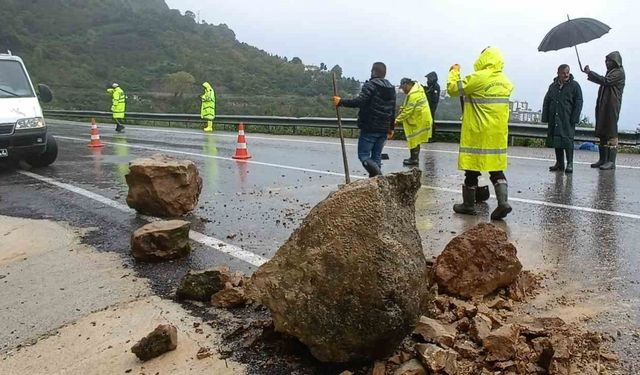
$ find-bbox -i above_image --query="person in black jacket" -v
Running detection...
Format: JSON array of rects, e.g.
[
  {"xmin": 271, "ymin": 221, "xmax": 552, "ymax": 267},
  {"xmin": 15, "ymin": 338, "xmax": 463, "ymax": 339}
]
[
  {"xmin": 542, "ymin": 64, "xmax": 583, "ymax": 174},
  {"xmin": 332, "ymin": 62, "xmax": 396, "ymax": 177},
  {"xmin": 424, "ymin": 71, "xmax": 440, "ymax": 120}
]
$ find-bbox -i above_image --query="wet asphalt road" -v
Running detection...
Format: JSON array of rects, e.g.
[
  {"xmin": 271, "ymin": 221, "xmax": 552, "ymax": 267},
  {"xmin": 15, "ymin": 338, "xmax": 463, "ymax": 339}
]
[{"xmin": 1, "ymin": 119, "xmax": 640, "ymax": 367}]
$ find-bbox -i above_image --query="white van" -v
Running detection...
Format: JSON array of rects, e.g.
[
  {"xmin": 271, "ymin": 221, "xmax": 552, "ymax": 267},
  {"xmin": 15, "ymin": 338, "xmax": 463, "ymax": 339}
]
[{"xmin": 0, "ymin": 51, "xmax": 57, "ymax": 167}]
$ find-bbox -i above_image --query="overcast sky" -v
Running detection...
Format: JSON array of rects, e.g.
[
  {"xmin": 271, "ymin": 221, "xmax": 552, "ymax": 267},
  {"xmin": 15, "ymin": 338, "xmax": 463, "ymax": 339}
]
[{"xmin": 166, "ymin": 0, "xmax": 637, "ymax": 130}]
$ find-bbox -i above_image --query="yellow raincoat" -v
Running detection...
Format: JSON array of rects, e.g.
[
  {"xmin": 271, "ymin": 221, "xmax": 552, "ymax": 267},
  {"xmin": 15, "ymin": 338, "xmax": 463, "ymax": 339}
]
[
  {"xmin": 396, "ymin": 82, "xmax": 433, "ymax": 149},
  {"xmin": 200, "ymin": 82, "xmax": 216, "ymax": 121},
  {"xmin": 107, "ymin": 87, "xmax": 126, "ymax": 119},
  {"xmin": 447, "ymin": 47, "xmax": 513, "ymax": 171}
]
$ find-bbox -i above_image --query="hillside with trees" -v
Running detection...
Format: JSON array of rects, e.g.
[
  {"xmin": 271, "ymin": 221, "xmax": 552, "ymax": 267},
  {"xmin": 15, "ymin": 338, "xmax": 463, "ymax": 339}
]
[{"xmin": 0, "ymin": 0, "xmax": 361, "ymax": 117}]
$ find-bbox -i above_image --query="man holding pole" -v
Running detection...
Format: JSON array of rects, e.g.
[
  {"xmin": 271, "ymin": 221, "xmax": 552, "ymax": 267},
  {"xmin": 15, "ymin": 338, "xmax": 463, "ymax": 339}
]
[
  {"xmin": 447, "ymin": 47, "xmax": 514, "ymax": 220},
  {"xmin": 332, "ymin": 62, "xmax": 396, "ymax": 177}
]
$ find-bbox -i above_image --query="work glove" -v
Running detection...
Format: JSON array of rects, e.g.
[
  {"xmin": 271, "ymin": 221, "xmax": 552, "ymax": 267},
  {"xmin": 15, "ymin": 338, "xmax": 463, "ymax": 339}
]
[
  {"xmin": 449, "ymin": 64, "xmax": 461, "ymax": 72},
  {"xmin": 331, "ymin": 96, "xmax": 341, "ymax": 106}
]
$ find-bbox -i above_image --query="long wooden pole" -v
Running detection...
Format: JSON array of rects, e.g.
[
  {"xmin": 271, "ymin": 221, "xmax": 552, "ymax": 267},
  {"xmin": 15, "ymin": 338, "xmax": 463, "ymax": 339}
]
[{"xmin": 332, "ymin": 72, "xmax": 351, "ymax": 184}]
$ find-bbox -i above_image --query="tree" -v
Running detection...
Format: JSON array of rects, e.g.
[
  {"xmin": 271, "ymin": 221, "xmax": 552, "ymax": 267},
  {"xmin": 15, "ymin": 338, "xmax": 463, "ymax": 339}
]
[
  {"xmin": 165, "ymin": 71, "xmax": 196, "ymax": 98},
  {"xmin": 291, "ymin": 57, "xmax": 303, "ymax": 64},
  {"xmin": 331, "ymin": 65, "xmax": 343, "ymax": 78},
  {"xmin": 184, "ymin": 10, "xmax": 196, "ymax": 20}
]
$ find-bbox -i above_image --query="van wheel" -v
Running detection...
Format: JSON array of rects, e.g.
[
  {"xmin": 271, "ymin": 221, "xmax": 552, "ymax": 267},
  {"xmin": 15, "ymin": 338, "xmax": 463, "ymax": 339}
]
[{"xmin": 26, "ymin": 134, "xmax": 58, "ymax": 167}]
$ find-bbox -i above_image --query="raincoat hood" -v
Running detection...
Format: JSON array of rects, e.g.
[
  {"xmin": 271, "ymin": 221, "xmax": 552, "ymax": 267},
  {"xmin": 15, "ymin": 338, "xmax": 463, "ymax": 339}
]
[
  {"xmin": 473, "ymin": 47, "xmax": 505, "ymax": 72},
  {"xmin": 202, "ymin": 82, "xmax": 213, "ymax": 91},
  {"xmin": 606, "ymin": 51, "xmax": 622, "ymax": 68},
  {"xmin": 426, "ymin": 71, "xmax": 438, "ymax": 84}
]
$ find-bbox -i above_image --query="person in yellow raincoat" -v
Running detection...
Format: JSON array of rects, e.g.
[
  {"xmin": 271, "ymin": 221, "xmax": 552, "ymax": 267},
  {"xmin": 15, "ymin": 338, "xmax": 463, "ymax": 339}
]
[
  {"xmin": 395, "ymin": 78, "xmax": 432, "ymax": 166},
  {"xmin": 201, "ymin": 82, "xmax": 215, "ymax": 132},
  {"xmin": 107, "ymin": 83, "xmax": 126, "ymax": 133},
  {"xmin": 447, "ymin": 47, "xmax": 514, "ymax": 220}
]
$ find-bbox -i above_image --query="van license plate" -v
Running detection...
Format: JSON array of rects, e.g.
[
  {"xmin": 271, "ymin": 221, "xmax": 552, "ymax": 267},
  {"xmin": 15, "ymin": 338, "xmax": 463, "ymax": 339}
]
[{"xmin": 0, "ymin": 149, "xmax": 8, "ymax": 158}]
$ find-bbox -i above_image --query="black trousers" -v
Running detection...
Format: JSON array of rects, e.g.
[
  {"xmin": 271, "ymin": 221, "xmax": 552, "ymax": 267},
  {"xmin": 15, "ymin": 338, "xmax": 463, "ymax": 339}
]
[{"xmin": 464, "ymin": 170, "xmax": 506, "ymax": 187}]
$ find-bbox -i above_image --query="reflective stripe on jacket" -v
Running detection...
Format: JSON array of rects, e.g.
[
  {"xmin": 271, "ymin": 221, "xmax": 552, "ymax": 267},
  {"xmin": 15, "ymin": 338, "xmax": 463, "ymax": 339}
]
[
  {"xmin": 396, "ymin": 82, "xmax": 432, "ymax": 149},
  {"xmin": 201, "ymin": 82, "xmax": 216, "ymax": 120},
  {"xmin": 109, "ymin": 87, "xmax": 126, "ymax": 119},
  {"xmin": 447, "ymin": 47, "xmax": 513, "ymax": 172}
]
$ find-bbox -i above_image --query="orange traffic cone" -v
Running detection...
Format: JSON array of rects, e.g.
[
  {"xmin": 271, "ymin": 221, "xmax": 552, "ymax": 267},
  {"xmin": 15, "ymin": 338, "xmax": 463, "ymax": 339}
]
[
  {"xmin": 88, "ymin": 118, "xmax": 105, "ymax": 148},
  {"xmin": 232, "ymin": 123, "xmax": 252, "ymax": 160}
]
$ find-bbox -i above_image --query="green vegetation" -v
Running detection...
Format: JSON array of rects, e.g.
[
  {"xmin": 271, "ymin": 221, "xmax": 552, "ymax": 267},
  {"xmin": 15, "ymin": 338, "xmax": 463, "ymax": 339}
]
[{"xmin": 0, "ymin": 0, "xmax": 360, "ymax": 117}]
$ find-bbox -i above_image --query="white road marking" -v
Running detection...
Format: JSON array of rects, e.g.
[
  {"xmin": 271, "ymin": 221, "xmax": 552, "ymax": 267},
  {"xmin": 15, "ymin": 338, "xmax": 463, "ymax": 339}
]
[
  {"xmin": 54, "ymin": 135, "xmax": 640, "ymax": 221},
  {"xmin": 49, "ymin": 120, "xmax": 640, "ymax": 170},
  {"xmin": 17, "ymin": 170, "xmax": 268, "ymax": 267}
]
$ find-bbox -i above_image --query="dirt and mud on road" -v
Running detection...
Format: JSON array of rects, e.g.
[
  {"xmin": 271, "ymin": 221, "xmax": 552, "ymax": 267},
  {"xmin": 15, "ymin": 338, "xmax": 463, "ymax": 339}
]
[
  {"xmin": 1, "ymin": 212, "xmax": 636, "ymax": 374},
  {"xmin": 0, "ymin": 215, "xmax": 243, "ymax": 375}
]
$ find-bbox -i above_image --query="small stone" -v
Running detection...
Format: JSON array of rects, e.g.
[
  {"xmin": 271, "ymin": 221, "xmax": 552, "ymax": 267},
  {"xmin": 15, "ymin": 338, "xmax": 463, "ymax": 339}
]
[
  {"xmin": 130, "ymin": 220, "xmax": 190, "ymax": 262},
  {"xmin": 415, "ymin": 343, "xmax": 458, "ymax": 374},
  {"xmin": 196, "ymin": 347, "xmax": 212, "ymax": 360},
  {"xmin": 531, "ymin": 337, "xmax": 554, "ymax": 370},
  {"xmin": 413, "ymin": 316, "xmax": 456, "ymax": 347},
  {"xmin": 469, "ymin": 313, "xmax": 493, "ymax": 344},
  {"xmin": 393, "ymin": 359, "xmax": 427, "ymax": 375},
  {"xmin": 434, "ymin": 223, "xmax": 522, "ymax": 298},
  {"xmin": 550, "ymin": 334, "xmax": 571, "ymax": 360},
  {"xmin": 131, "ymin": 324, "xmax": 178, "ymax": 361},
  {"xmin": 453, "ymin": 340, "xmax": 481, "ymax": 360},
  {"xmin": 483, "ymin": 324, "xmax": 519, "ymax": 361},
  {"xmin": 599, "ymin": 351, "xmax": 619, "ymax": 362},
  {"xmin": 126, "ymin": 154, "xmax": 202, "ymax": 217},
  {"xmin": 211, "ymin": 284, "xmax": 247, "ymax": 308},
  {"xmin": 449, "ymin": 297, "xmax": 478, "ymax": 319},
  {"xmin": 176, "ymin": 267, "xmax": 232, "ymax": 302},
  {"xmin": 372, "ymin": 361, "xmax": 386, "ymax": 375}
]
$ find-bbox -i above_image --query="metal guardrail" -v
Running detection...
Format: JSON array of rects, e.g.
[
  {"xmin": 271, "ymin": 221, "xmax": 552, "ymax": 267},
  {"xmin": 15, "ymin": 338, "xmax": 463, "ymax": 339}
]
[{"xmin": 44, "ymin": 109, "xmax": 639, "ymax": 145}]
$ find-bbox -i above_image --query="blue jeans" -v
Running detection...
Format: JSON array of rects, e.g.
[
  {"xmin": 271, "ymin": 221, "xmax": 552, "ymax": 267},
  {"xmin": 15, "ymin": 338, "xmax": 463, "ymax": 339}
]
[{"xmin": 358, "ymin": 132, "xmax": 387, "ymax": 168}]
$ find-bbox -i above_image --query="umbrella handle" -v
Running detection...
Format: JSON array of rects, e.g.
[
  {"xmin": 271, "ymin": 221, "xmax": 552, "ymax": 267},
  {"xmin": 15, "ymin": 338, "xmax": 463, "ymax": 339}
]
[{"xmin": 574, "ymin": 45, "xmax": 584, "ymax": 72}]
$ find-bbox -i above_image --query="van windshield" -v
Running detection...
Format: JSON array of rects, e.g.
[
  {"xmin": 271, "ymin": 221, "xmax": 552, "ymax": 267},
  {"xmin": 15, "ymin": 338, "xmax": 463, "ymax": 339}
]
[{"xmin": 0, "ymin": 60, "xmax": 35, "ymax": 98}]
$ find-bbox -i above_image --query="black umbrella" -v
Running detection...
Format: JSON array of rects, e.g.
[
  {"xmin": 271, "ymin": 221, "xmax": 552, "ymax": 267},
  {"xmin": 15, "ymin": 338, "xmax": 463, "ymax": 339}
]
[{"xmin": 538, "ymin": 15, "xmax": 611, "ymax": 71}]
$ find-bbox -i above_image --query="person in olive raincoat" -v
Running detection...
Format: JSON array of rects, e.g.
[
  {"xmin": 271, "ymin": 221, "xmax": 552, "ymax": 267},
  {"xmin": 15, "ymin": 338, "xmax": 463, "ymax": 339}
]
[
  {"xmin": 201, "ymin": 82, "xmax": 215, "ymax": 132},
  {"xmin": 583, "ymin": 51, "xmax": 625, "ymax": 170},
  {"xmin": 447, "ymin": 47, "xmax": 514, "ymax": 220},
  {"xmin": 396, "ymin": 78, "xmax": 432, "ymax": 166},
  {"xmin": 542, "ymin": 64, "xmax": 583, "ymax": 174}
]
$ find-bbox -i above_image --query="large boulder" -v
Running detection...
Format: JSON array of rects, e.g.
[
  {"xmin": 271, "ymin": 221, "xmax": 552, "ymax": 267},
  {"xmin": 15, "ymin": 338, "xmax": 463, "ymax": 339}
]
[
  {"xmin": 125, "ymin": 154, "xmax": 203, "ymax": 217},
  {"xmin": 248, "ymin": 170, "xmax": 432, "ymax": 362},
  {"xmin": 434, "ymin": 223, "xmax": 522, "ymax": 298},
  {"xmin": 131, "ymin": 220, "xmax": 191, "ymax": 262}
]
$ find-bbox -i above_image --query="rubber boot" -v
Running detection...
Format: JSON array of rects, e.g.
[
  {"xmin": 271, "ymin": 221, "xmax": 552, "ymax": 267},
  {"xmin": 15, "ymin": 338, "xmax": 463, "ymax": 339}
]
[
  {"xmin": 564, "ymin": 148, "xmax": 574, "ymax": 174},
  {"xmin": 403, "ymin": 146, "xmax": 420, "ymax": 166},
  {"xmin": 490, "ymin": 181, "xmax": 512, "ymax": 220},
  {"xmin": 600, "ymin": 147, "xmax": 617, "ymax": 170},
  {"xmin": 476, "ymin": 185, "xmax": 490, "ymax": 202},
  {"xmin": 591, "ymin": 146, "xmax": 606, "ymax": 168},
  {"xmin": 453, "ymin": 185, "xmax": 477, "ymax": 215},
  {"xmin": 549, "ymin": 148, "xmax": 564, "ymax": 171},
  {"xmin": 115, "ymin": 124, "xmax": 125, "ymax": 133},
  {"xmin": 363, "ymin": 159, "xmax": 382, "ymax": 178},
  {"xmin": 204, "ymin": 121, "xmax": 213, "ymax": 132}
]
